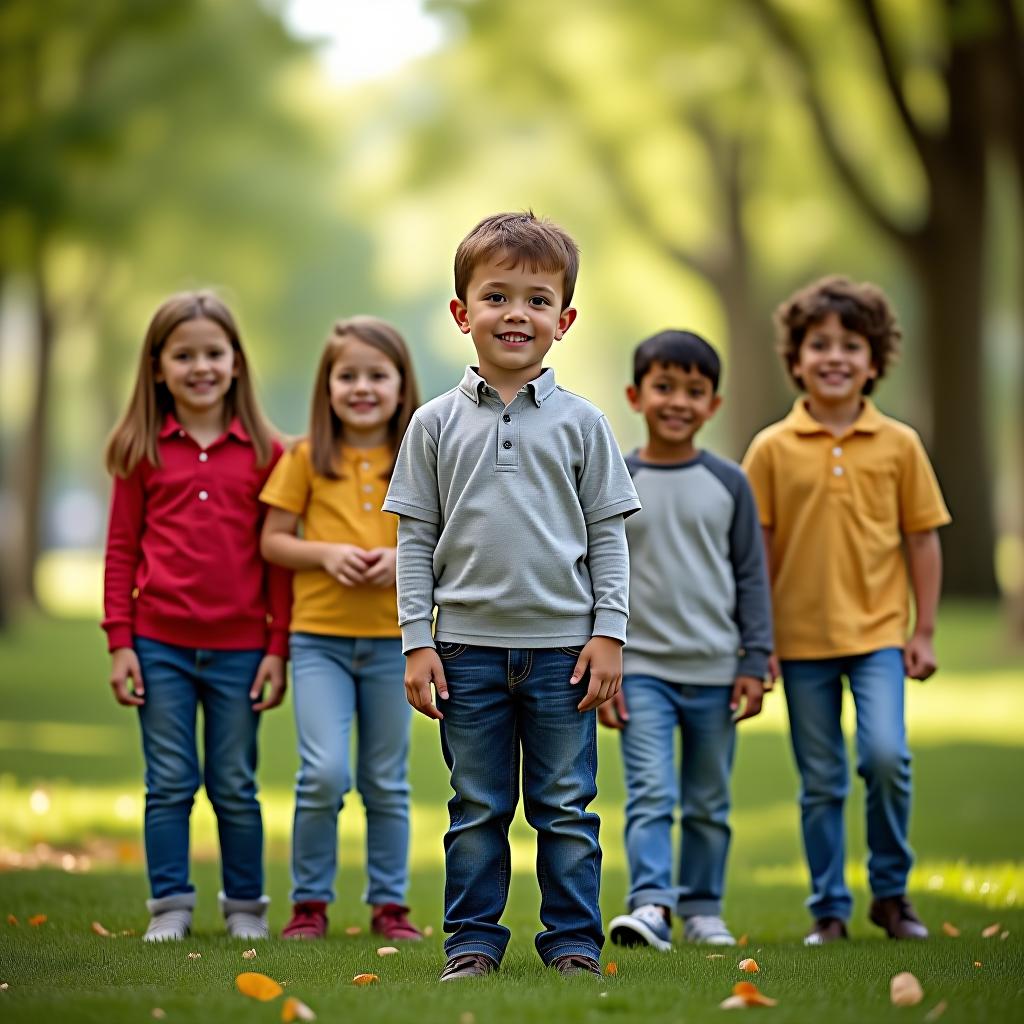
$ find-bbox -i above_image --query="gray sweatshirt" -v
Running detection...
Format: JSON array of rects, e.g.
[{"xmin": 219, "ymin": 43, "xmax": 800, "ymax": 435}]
[
  {"xmin": 623, "ymin": 449, "xmax": 772, "ymax": 684},
  {"xmin": 383, "ymin": 366, "xmax": 641, "ymax": 652}
]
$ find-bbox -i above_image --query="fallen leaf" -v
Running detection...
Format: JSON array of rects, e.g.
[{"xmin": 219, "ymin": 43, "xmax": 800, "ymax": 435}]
[
  {"xmin": 0, "ymin": 983, "xmax": 8, "ymax": 992},
  {"xmin": 376, "ymin": 946, "xmax": 399, "ymax": 956},
  {"xmin": 91, "ymin": 921, "xmax": 112, "ymax": 937},
  {"xmin": 460, "ymin": 1014, "xmax": 476, "ymax": 1024},
  {"xmin": 890, "ymin": 972, "xmax": 924, "ymax": 1007},
  {"xmin": 981, "ymin": 922, "xmax": 1001, "ymax": 938},
  {"xmin": 737, "ymin": 934, "xmax": 749, "ymax": 947},
  {"xmin": 707, "ymin": 954, "xmax": 726, "ymax": 959},
  {"xmin": 281, "ymin": 996, "xmax": 316, "ymax": 1021},
  {"xmin": 236, "ymin": 972, "xmax": 283, "ymax": 1001},
  {"xmin": 242, "ymin": 948, "xmax": 257, "ymax": 959},
  {"xmin": 344, "ymin": 926, "xmax": 362, "ymax": 936},
  {"xmin": 352, "ymin": 974, "xmax": 379, "ymax": 986},
  {"xmin": 604, "ymin": 962, "xmax": 617, "ymax": 976},
  {"xmin": 187, "ymin": 952, "xmax": 201, "ymax": 960},
  {"xmin": 719, "ymin": 995, "xmax": 749, "ymax": 1010},
  {"xmin": 1000, "ymin": 930, "xmax": 1009, "ymax": 940},
  {"xmin": 738, "ymin": 959, "xmax": 759, "ymax": 973},
  {"xmin": 151, "ymin": 1010, "xmax": 166, "ymax": 1020},
  {"xmin": 6, "ymin": 915, "xmax": 17, "ymax": 926},
  {"xmin": 730, "ymin": 981, "xmax": 778, "ymax": 1007},
  {"xmin": 120, "ymin": 929, "xmax": 136, "ymax": 937},
  {"xmin": 924, "ymin": 1000, "xmax": 948, "ymax": 1022},
  {"xmin": 27, "ymin": 914, "xmax": 47, "ymax": 927},
  {"xmin": 941, "ymin": 922, "xmax": 960, "ymax": 937},
  {"xmin": 973, "ymin": 961, "xmax": 982, "ymax": 968},
  {"xmin": 423, "ymin": 925, "xmax": 434, "ymax": 937}
]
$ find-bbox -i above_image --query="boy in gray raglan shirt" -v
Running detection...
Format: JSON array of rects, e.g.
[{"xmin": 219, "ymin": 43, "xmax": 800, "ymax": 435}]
[
  {"xmin": 601, "ymin": 330, "xmax": 772, "ymax": 952},
  {"xmin": 383, "ymin": 212, "xmax": 640, "ymax": 981}
]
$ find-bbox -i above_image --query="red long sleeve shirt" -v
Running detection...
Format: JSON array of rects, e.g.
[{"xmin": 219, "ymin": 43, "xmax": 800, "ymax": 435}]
[{"xmin": 102, "ymin": 414, "xmax": 291, "ymax": 657}]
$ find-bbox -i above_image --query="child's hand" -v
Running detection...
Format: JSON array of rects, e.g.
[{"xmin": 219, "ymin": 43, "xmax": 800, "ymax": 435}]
[
  {"xmin": 730, "ymin": 675, "xmax": 764, "ymax": 722},
  {"xmin": 572, "ymin": 636, "xmax": 623, "ymax": 712},
  {"xmin": 405, "ymin": 647, "xmax": 448, "ymax": 721},
  {"xmin": 598, "ymin": 688, "xmax": 629, "ymax": 730},
  {"xmin": 110, "ymin": 648, "xmax": 145, "ymax": 706},
  {"xmin": 904, "ymin": 632, "xmax": 937, "ymax": 681},
  {"xmin": 321, "ymin": 544, "xmax": 372, "ymax": 586},
  {"xmin": 765, "ymin": 654, "xmax": 780, "ymax": 692},
  {"xmin": 362, "ymin": 547, "xmax": 397, "ymax": 587},
  {"xmin": 250, "ymin": 654, "xmax": 287, "ymax": 711}
]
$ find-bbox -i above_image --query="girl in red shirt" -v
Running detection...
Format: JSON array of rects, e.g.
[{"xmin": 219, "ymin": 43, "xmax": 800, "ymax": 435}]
[{"xmin": 102, "ymin": 291, "xmax": 290, "ymax": 943}]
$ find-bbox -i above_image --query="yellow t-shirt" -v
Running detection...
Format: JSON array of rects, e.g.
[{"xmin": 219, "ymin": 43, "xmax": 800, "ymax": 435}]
[
  {"xmin": 259, "ymin": 441, "xmax": 399, "ymax": 638},
  {"xmin": 742, "ymin": 398, "xmax": 951, "ymax": 660}
]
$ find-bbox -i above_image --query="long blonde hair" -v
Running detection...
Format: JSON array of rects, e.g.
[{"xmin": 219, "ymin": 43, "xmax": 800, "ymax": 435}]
[
  {"xmin": 105, "ymin": 290, "xmax": 275, "ymax": 477},
  {"xmin": 308, "ymin": 316, "xmax": 420, "ymax": 479}
]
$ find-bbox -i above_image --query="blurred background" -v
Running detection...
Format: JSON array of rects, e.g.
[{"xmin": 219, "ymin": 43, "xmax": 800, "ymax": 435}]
[{"xmin": 0, "ymin": 0, "xmax": 1021, "ymax": 624}]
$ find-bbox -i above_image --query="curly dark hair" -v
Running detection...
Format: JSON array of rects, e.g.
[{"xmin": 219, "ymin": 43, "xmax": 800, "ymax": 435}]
[{"xmin": 775, "ymin": 275, "xmax": 901, "ymax": 396}]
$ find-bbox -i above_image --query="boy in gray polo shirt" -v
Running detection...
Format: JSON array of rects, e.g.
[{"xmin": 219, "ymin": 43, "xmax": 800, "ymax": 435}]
[
  {"xmin": 383, "ymin": 212, "xmax": 640, "ymax": 981},
  {"xmin": 602, "ymin": 330, "xmax": 772, "ymax": 951}
]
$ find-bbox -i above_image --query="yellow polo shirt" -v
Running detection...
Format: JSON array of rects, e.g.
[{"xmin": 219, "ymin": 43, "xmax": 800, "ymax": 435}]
[
  {"xmin": 742, "ymin": 399, "xmax": 950, "ymax": 660},
  {"xmin": 259, "ymin": 441, "xmax": 400, "ymax": 638}
]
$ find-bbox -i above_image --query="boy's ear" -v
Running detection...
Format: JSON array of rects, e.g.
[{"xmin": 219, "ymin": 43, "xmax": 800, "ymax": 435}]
[
  {"xmin": 450, "ymin": 298, "xmax": 472, "ymax": 334},
  {"xmin": 625, "ymin": 383, "xmax": 642, "ymax": 411},
  {"xmin": 707, "ymin": 393, "xmax": 723, "ymax": 418},
  {"xmin": 554, "ymin": 306, "xmax": 577, "ymax": 340}
]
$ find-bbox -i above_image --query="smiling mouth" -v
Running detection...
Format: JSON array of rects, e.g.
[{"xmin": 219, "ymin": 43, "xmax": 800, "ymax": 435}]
[{"xmin": 496, "ymin": 332, "xmax": 532, "ymax": 345}]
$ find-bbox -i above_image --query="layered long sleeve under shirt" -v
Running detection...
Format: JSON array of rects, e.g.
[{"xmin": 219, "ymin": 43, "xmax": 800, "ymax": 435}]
[
  {"xmin": 383, "ymin": 366, "xmax": 642, "ymax": 653},
  {"xmin": 623, "ymin": 449, "xmax": 772, "ymax": 685}
]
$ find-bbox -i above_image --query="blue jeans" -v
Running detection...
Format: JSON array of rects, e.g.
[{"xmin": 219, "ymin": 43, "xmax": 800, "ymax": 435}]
[
  {"xmin": 134, "ymin": 636, "xmax": 264, "ymax": 901},
  {"xmin": 782, "ymin": 647, "xmax": 912, "ymax": 921},
  {"xmin": 289, "ymin": 633, "xmax": 411, "ymax": 905},
  {"xmin": 619, "ymin": 676, "xmax": 736, "ymax": 917},
  {"xmin": 436, "ymin": 643, "xmax": 602, "ymax": 964}
]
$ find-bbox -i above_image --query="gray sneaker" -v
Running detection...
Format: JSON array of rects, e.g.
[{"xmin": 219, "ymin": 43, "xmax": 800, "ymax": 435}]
[
  {"xmin": 609, "ymin": 903, "xmax": 673, "ymax": 952},
  {"xmin": 683, "ymin": 915, "xmax": 735, "ymax": 945},
  {"xmin": 220, "ymin": 893, "xmax": 270, "ymax": 940},
  {"xmin": 143, "ymin": 893, "xmax": 195, "ymax": 943}
]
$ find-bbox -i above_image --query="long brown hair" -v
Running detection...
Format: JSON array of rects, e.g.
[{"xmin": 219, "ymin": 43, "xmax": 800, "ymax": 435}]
[
  {"xmin": 308, "ymin": 316, "xmax": 420, "ymax": 479},
  {"xmin": 105, "ymin": 290, "xmax": 275, "ymax": 477}
]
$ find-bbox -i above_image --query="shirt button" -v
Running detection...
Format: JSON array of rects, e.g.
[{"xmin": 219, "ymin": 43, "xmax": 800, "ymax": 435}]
[
  {"xmin": 363, "ymin": 502, "xmax": 373, "ymax": 511},
  {"xmin": 199, "ymin": 452, "xmax": 209, "ymax": 462},
  {"xmin": 503, "ymin": 414, "xmax": 511, "ymax": 423},
  {"xmin": 832, "ymin": 446, "xmax": 842, "ymax": 457},
  {"xmin": 199, "ymin": 490, "xmax": 209, "ymax": 500},
  {"xmin": 363, "ymin": 484, "xmax": 373, "ymax": 493},
  {"xmin": 502, "ymin": 440, "xmax": 513, "ymax": 450},
  {"xmin": 833, "ymin": 466, "xmax": 844, "ymax": 477},
  {"xmin": 178, "ymin": 430, "xmax": 185, "ymax": 438},
  {"xmin": 361, "ymin": 462, "xmax": 371, "ymax": 471}
]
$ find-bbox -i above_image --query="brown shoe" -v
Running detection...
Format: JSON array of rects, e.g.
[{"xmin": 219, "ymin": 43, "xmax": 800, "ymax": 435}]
[
  {"xmin": 439, "ymin": 953, "xmax": 499, "ymax": 981},
  {"xmin": 550, "ymin": 954, "xmax": 602, "ymax": 978},
  {"xmin": 869, "ymin": 895, "xmax": 928, "ymax": 939},
  {"xmin": 803, "ymin": 917, "xmax": 849, "ymax": 946}
]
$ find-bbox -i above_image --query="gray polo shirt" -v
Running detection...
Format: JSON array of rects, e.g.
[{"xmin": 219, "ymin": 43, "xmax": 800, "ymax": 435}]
[
  {"xmin": 383, "ymin": 366, "xmax": 641, "ymax": 651},
  {"xmin": 623, "ymin": 449, "xmax": 773, "ymax": 684}
]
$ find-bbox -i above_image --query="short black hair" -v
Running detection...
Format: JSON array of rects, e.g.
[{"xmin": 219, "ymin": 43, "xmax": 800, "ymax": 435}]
[{"xmin": 633, "ymin": 330, "xmax": 721, "ymax": 392}]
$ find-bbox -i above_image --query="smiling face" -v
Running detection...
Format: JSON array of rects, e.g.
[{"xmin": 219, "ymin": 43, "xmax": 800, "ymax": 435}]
[
  {"xmin": 156, "ymin": 317, "xmax": 237, "ymax": 421},
  {"xmin": 327, "ymin": 335, "xmax": 403, "ymax": 445},
  {"xmin": 627, "ymin": 361, "xmax": 721, "ymax": 457},
  {"xmin": 450, "ymin": 252, "xmax": 576, "ymax": 389},
  {"xmin": 794, "ymin": 311, "xmax": 878, "ymax": 405}
]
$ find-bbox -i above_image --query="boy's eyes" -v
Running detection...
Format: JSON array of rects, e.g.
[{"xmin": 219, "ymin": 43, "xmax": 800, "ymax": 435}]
[
  {"xmin": 482, "ymin": 293, "xmax": 551, "ymax": 306},
  {"xmin": 528, "ymin": 296, "xmax": 551, "ymax": 307}
]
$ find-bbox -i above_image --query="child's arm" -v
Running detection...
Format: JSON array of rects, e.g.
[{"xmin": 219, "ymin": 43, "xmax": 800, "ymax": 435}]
[
  {"xmin": 261, "ymin": 507, "xmax": 373, "ymax": 585},
  {"xmin": 760, "ymin": 526, "xmax": 780, "ymax": 686},
  {"xmin": 903, "ymin": 528, "xmax": 942, "ymax": 680}
]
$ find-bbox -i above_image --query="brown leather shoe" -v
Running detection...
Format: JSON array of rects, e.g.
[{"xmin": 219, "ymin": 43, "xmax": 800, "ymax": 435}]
[
  {"xmin": 803, "ymin": 917, "xmax": 849, "ymax": 946},
  {"xmin": 439, "ymin": 953, "xmax": 499, "ymax": 981},
  {"xmin": 550, "ymin": 954, "xmax": 602, "ymax": 977},
  {"xmin": 869, "ymin": 895, "xmax": 928, "ymax": 939}
]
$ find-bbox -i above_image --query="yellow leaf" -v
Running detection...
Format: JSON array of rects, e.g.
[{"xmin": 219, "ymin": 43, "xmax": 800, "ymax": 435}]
[
  {"xmin": 281, "ymin": 996, "xmax": 316, "ymax": 1021},
  {"xmin": 459, "ymin": 1014, "xmax": 476, "ymax": 1024},
  {"xmin": 604, "ymin": 962, "xmax": 617, "ymax": 976},
  {"xmin": 151, "ymin": 1010, "xmax": 166, "ymax": 1020},
  {"xmin": 344, "ymin": 926, "xmax": 362, "ymax": 936},
  {"xmin": 236, "ymin": 972, "xmax": 284, "ymax": 1001},
  {"xmin": 352, "ymin": 974, "xmax": 379, "ymax": 986},
  {"xmin": 376, "ymin": 946, "xmax": 399, "ymax": 956},
  {"xmin": 707, "ymin": 954, "xmax": 726, "ymax": 959},
  {"xmin": 242, "ymin": 948, "xmax": 257, "ymax": 960},
  {"xmin": 981, "ymin": 923, "xmax": 1001, "ymax": 938},
  {"xmin": 6, "ymin": 915, "xmax": 18, "ymax": 927},
  {"xmin": 1000, "ymin": 930, "xmax": 1009, "ymax": 940},
  {"xmin": 736, "ymin": 934, "xmax": 749, "ymax": 947},
  {"xmin": 187, "ymin": 952, "xmax": 201, "ymax": 960},
  {"xmin": 423, "ymin": 925, "xmax": 434, "ymax": 937},
  {"xmin": 973, "ymin": 961, "xmax": 983, "ymax": 968},
  {"xmin": 924, "ymin": 1000, "xmax": 948, "ymax": 1022},
  {"xmin": 941, "ymin": 922, "xmax": 960, "ymax": 937},
  {"xmin": 27, "ymin": 914, "xmax": 47, "ymax": 927},
  {"xmin": 91, "ymin": 921, "xmax": 112, "ymax": 937},
  {"xmin": 890, "ymin": 972, "xmax": 924, "ymax": 1007},
  {"xmin": 738, "ymin": 959, "xmax": 759, "ymax": 973}
]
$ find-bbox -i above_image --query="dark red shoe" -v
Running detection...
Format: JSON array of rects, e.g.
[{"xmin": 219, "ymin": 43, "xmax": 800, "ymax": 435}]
[
  {"xmin": 371, "ymin": 903, "xmax": 423, "ymax": 941},
  {"xmin": 281, "ymin": 901, "xmax": 328, "ymax": 940}
]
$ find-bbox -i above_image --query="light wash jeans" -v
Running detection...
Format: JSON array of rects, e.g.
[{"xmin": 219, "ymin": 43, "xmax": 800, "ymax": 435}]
[
  {"xmin": 436, "ymin": 642, "xmax": 603, "ymax": 965},
  {"xmin": 289, "ymin": 633, "xmax": 411, "ymax": 905},
  {"xmin": 782, "ymin": 647, "xmax": 912, "ymax": 921},
  {"xmin": 619, "ymin": 675, "xmax": 736, "ymax": 917},
  {"xmin": 134, "ymin": 636, "xmax": 264, "ymax": 900}
]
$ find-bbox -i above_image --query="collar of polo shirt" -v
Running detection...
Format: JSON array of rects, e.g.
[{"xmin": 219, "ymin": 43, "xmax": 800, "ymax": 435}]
[
  {"xmin": 458, "ymin": 365, "xmax": 557, "ymax": 408},
  {"xmin": 789, "ymin": 396, "xmax": 883, "ymax": 436}
]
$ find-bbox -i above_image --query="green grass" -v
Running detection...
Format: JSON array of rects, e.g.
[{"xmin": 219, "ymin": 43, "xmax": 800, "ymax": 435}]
[{"xmin": 1, "ymin": 605, "xmax": 1022, "ymax": 1023}]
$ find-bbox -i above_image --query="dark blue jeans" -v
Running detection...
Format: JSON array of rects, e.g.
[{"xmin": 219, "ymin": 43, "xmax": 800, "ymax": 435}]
[
  {"xmin": 436, "ymin": 643, "xmax": 603, "ymax": 964},
  {"xmin": 135, "ymin": 637, "xmax": 264, "ymax": 900}
]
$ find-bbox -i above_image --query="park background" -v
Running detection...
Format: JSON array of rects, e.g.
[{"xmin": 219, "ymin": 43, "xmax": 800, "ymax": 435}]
[{"xmin": 0, "ymin": 1, "xmax": 1022, "ymax": 1021}]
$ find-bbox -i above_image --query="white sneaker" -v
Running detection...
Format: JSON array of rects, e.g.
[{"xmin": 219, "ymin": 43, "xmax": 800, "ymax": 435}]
[
  {"xmin": 684, "ymin": 915, "xmax": 735, "ymax": 945},
  {"xmin": 220, "ymin": 893, "xmax": 270, "ymax": 940},
  {"xmin": 609, "ymin": 903, "xmax": 673, "ymax": 952},
  {"xmin": 143, "ymin": 893, "xmax": 195, "ymax": 943}
]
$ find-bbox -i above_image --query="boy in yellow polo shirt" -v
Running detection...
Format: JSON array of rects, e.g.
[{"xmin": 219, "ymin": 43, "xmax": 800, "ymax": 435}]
[{"xmin": 743, "ymin": 276, "xmax": 950, "ymax": 946}]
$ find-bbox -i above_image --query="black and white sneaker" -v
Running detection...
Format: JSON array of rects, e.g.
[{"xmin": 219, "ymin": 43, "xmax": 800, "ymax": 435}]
[{"xmin": 609, "ymin": 903, "xmax": 673, "ymax": 952}]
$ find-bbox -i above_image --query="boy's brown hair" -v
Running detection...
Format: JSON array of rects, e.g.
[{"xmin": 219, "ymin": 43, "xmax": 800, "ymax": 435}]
[
  {"xmin": 775, "ymin": 275, "xmax": 901, "ymax": 396},
  {"xmin": 454, "ymin": 210, "xmax": 580, "ymax": 309}
]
